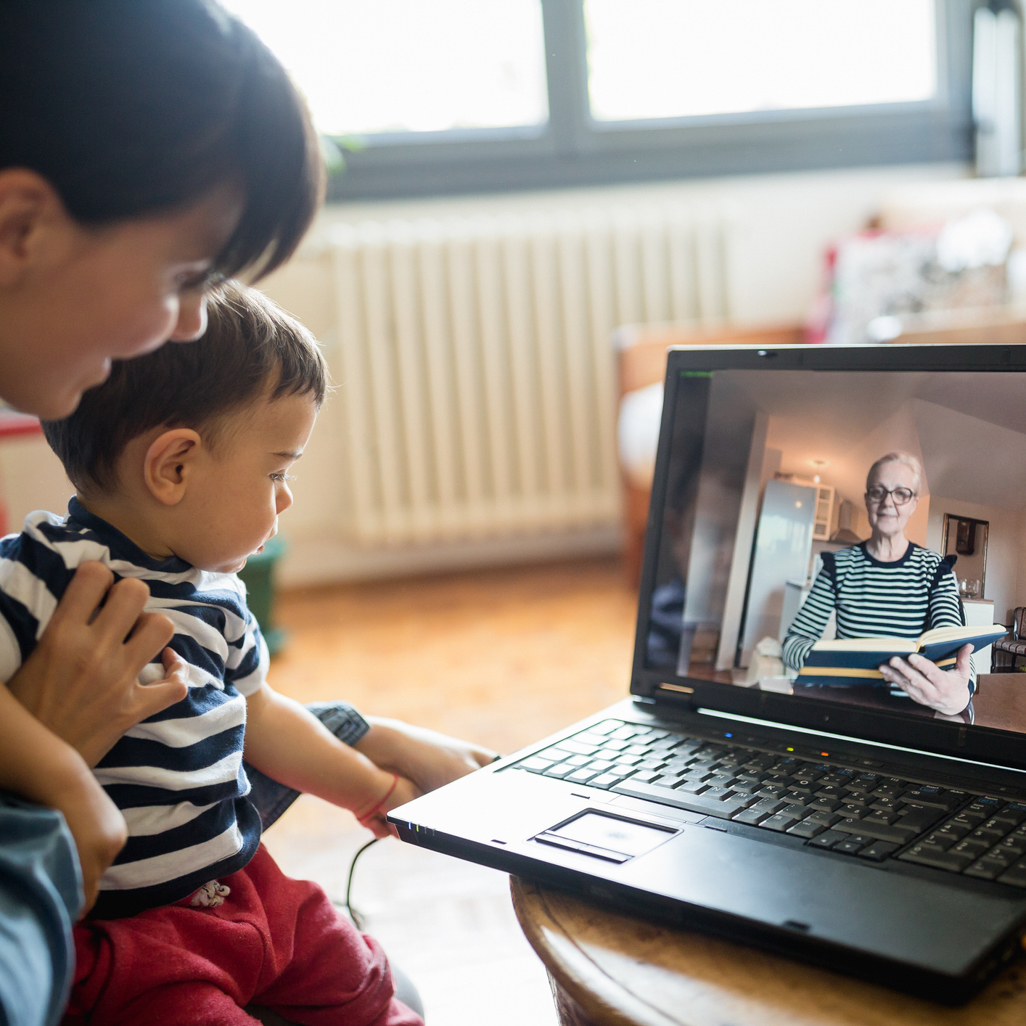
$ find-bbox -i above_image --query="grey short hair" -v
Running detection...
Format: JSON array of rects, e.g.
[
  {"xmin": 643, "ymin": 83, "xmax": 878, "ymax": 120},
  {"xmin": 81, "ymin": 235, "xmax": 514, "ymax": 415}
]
[{"xmin": 866, "ymin": 451, "xmax": 922, "ymax": 494}]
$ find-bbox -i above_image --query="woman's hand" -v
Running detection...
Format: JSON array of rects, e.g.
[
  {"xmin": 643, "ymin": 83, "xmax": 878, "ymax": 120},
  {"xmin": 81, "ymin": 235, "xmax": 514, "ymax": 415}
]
[
  {"xmin": 355, "ymin": 718, "xmax": 498, "ymax": 794},
  {"xmin": 878, "ymin": 644, "xmax": 973, "ymax": 716},
  {"xmin": 7, "ymin": 561, "xmax": 189, "ymax": 766}
]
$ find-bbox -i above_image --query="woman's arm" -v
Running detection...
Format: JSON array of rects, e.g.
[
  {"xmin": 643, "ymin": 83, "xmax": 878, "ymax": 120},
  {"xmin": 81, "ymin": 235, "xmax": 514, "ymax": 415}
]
[
  {"xmin": 880, "ymin": 567, "xmax": 973, "ymax": 715},
  {"xmin": 0, "ymin": 685, "xmax": 126, "ymax": 916},
  {"xmin": 781, "ymin": 564, "xmax": 837, "ymax": 671}
]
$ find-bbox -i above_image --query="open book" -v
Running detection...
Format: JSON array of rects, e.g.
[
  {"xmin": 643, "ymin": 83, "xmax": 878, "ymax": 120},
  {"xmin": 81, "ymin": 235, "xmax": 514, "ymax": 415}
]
[{"xmin": 795, "ymin": 624, "xmax": 1009, "ymax": 686}]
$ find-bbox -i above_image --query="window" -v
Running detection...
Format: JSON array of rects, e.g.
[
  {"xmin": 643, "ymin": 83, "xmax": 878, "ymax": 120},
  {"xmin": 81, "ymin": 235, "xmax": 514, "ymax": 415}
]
[
  {"xmin": 221, "ymin": 0, "xmax": 973, "ymax": 200},
  {"xmin": 585, "ymin": 0, "xmax": 937, "ymax": 122},
  {"xmin": 219, "ymin": 0, "xmax": 548, "ymax": 136}
]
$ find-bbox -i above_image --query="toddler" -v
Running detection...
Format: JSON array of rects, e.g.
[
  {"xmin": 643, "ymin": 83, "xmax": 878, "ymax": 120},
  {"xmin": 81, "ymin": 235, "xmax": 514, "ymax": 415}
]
[{"xmin": 5, "ymin": 282, "xmax": 423, "ymax": 1025}]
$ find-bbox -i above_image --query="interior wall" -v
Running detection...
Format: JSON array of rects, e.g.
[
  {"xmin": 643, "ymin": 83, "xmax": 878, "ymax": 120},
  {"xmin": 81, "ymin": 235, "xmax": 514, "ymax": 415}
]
[
  {"xmin": 0, "ymin": 162, "xmax": 967, "ymax": 584},
  {"xmin": 926, "ymin": 497, "xmax": 1023, "ymax": 623}
]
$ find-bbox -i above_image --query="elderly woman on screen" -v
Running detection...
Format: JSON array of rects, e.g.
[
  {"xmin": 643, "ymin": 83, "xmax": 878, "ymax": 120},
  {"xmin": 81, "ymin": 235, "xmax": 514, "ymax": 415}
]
[{"xmin": 782, "ymin": 452, "xmax": 973, "ymax": 717}]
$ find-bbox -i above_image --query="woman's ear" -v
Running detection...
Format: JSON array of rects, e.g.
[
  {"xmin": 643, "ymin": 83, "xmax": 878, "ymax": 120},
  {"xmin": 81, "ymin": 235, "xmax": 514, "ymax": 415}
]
[
  {"xmin": 144, "ymin": 428, "xmax": 203, "ymax": 506},
  {"xmin": 0, "ymin": 169, "xmax": 68, "ymax": 289}
]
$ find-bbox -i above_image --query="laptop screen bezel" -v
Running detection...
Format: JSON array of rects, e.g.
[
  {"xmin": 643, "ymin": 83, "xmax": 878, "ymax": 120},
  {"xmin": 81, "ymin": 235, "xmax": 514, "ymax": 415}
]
[{"xmin": 629, "ymin": 342, "xmax": 1026, "ymax": 771}]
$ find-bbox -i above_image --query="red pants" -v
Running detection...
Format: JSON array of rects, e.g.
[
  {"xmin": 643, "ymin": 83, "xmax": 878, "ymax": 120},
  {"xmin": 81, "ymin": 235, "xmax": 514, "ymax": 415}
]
[{"xmin": 64, "ymin": 845, "xmax": 423, "ymax": 1026}]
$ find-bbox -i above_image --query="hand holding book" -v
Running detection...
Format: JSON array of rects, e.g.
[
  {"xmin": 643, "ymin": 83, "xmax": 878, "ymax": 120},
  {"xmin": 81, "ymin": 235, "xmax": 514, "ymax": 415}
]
[{"xmin": 796, "ymin": 623, "xmax": 1007, "ymax": 717}]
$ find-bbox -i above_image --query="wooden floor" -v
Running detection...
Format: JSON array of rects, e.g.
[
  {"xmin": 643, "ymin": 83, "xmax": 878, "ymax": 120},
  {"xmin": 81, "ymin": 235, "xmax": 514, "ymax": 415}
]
[{"xmin": 259, "ymin": 557, "xmax": 638, "ymax": 1026}]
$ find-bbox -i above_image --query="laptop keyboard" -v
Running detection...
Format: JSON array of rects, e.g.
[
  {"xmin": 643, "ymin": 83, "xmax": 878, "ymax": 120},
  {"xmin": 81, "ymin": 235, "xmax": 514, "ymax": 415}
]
[{"xmin": 510, "ymin": 718, "xmax": 1026, "ymax": 887}]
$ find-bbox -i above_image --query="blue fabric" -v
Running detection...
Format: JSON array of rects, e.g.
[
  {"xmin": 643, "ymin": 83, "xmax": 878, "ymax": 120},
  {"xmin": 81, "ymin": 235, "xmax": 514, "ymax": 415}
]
[{"xmin": 0, "ymin": 795, "xmax": 81, "ymax": 1026}]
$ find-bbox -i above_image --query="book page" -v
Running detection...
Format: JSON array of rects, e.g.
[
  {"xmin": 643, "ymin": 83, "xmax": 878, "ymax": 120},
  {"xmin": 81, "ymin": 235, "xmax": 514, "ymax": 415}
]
[{"xmin": 812, "ymin": 637, "xmax": 917, "ymax": 653}]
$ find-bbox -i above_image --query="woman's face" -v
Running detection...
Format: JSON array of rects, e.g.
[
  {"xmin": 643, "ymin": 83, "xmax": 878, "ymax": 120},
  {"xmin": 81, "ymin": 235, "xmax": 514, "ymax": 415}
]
[
  {"xmin": 865, "ymin": 461, "xmax": 918, "ymax": 540},
  {"xmin": 0, "ymin": 175, "xmax": 242, "ymax": 419}
]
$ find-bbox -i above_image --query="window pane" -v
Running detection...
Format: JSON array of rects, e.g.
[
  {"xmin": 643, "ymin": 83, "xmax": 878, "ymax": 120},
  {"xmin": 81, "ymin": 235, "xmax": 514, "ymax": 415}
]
[
  {"xmin": 585, "ymin": 0, "xmax": 937, "ymax": 123},
  {"xmin": 220, "ymin": 0, "xmax": 548, "ymax": 136}
]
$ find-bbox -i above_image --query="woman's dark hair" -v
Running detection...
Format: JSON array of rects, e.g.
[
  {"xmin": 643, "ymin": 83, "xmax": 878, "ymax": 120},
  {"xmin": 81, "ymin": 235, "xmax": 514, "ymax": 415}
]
[
  {"xmin": 42, "ymin": 281, "xmax": 328, "ymax": 492},
  {"xmin": 0, "ymin": 0, "xmax": 324, "ymax": 279}
]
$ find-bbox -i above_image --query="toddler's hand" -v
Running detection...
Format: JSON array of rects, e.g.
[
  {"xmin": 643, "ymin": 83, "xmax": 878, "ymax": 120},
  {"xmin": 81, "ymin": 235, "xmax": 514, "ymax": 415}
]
[
  {"xmin": 356, "ymin": 718, "xmax": 498, "ymax": 794},
  {"xmin": 356, "ymin": 773, "xmax": 420, "ymax": 839}
]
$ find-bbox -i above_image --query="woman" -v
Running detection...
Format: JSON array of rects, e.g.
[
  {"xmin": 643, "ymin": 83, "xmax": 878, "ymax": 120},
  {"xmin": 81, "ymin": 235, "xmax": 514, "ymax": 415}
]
[
  {"xmin": 0, "ymin": 5, "xmax": 489, "ymax": 1024},
  {"xmin": 782, "ymin": 451, "xmax": 973, "ymax": 718}
]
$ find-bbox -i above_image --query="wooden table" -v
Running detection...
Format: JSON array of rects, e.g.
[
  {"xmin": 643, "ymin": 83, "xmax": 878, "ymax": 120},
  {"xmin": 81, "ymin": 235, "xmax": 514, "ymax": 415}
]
[
  {"xmin": 975, "ymin": 673, "xmax": 1026, "ymax": 733},
  {"xmin": 511, "ymin": 877, "xmax": 1026, "ymax": 1026}
]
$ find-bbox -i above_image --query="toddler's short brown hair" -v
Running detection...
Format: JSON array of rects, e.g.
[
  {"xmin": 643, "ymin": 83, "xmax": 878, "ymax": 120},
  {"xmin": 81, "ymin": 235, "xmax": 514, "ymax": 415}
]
[{"xmin": 42, "ymin": 281, "xmax": 327, "ymax": 492}]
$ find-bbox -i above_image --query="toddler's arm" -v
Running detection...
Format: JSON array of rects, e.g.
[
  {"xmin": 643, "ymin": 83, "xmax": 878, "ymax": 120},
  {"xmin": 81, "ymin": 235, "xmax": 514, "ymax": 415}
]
[{"xmin": 244, "ymin": 683, "xmax": 419, "ymax": 837}]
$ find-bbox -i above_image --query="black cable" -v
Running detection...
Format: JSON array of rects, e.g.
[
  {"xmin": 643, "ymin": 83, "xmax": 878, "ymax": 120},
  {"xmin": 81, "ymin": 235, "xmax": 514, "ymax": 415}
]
[{"xmin": 343, "ymin": 836, "xmax": 382, "ymax": 930}]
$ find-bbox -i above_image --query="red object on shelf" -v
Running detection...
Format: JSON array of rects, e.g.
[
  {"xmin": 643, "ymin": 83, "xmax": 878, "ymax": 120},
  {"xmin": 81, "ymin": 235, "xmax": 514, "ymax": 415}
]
[
  {"xmin": 0, "ymin": 409, "xmax": 42, "ymax": 438},
  {"xmin": 0, "ymin": 409, "xmax": 42, "ymax": 535}
]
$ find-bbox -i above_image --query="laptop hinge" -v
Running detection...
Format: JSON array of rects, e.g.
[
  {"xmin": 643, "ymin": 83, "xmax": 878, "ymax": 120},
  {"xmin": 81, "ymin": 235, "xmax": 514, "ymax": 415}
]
[{"xmin": 698, "ymin": 707, "xmax": 1026, "ymax": 777}]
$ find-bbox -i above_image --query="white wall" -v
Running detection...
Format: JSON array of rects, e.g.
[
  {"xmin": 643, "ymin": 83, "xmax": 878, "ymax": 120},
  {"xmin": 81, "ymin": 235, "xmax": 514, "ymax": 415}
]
[
  {"xmin": 0, "ymin": 162, "xmax": 968, "ymax": 583},
  {"xmin": 926, "ymin": 497, "xmax": 1024, "ymax": 624}
]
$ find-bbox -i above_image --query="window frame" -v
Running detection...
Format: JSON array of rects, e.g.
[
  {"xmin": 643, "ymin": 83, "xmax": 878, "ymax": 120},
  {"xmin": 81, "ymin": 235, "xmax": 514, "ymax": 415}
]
[{"xmin": 327, "ymin": 0, "xmax": 974, "ymax": 202}]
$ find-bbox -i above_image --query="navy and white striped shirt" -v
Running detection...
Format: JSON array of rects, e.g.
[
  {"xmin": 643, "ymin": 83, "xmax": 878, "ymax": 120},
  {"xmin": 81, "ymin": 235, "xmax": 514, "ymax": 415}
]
[
  {"xmin": 0, "ymin": 499, "xmax": 266, "ymax": 918},
  {"xmin": 782, "ymin": 542, "xmax": 971, "ymax": 700}
]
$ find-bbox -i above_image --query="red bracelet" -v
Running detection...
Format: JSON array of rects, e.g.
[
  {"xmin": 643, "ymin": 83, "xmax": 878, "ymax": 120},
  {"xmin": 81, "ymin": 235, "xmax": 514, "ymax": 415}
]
[{"xmin": 356, "ymin": 772, "xmax": 399, "ymax": 825}]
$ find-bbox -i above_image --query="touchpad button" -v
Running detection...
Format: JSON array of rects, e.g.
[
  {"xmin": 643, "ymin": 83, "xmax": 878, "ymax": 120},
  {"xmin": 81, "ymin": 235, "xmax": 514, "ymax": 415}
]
[{"xmin": 534, "ymin": 811, "xmax": 677, "ymax": 862}]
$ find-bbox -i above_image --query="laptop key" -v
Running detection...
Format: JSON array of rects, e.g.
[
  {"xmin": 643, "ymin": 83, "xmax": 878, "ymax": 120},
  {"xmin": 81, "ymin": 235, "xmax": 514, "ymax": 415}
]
[
  {"xmin": 900, "ymin": 845, "xmax": 974, "ymax": 872},
  {"xmin": 781, "ymin": 803, "xmax": 809, "ymax": 819},
  {"xmin": 517, "ymin": 757, "xmax": 556, "ymax": 773},
  {"xmin": 807, "ymin": 797, "xmax": 842, "ymax": 813},
  {"xmin": 833, "ymin": 837, "xmax": 869, "ymax": 854},
  {"xmin": 611, "ymin": 780, "xmax": 754, "ymax": 820},
  {"xmin": 588, "ymin": 772, "xmax": 631, "ymax": 789},
  {"xmin": 787, "ymin": 819, "xmax": 826, "ymax": 839},
  {"xmin": 893, "ymin": 805, "xmax": 943, "ymax": 834},
  {"xmin": 998, "ymin": 861, "xmax": 1026, "ymax": 888},
  {"xmin": 677, "ymin": 780, "xmax": 711, "ymax": 794},
  {"xmin": 734, "ymin": 806, "xmax": 776, "ymax": 826},
  {"xmin": 901, "ymin": 786, "xmax": 962, "ymax": 811},
  {"xmin": 858, "ymin": 841, "xmax": 900, "ymax": 861},
  {"xmin": 544, "ymin": 764, "xmax": 575, "ymax": 779},
  {"xmin": 808, "ymin": 829, "xmax": 848, "ymax": 849},
  {"xmin": 964, "ymin": 857, "xmax": 1012, "ymax": 881},
  {"xmin": 761, "ymin": 813, "xmax": 799, "ymax": 832},
  {"xmin": 832, "ymin": 818, "xmax": 911, "ymax": 845},
  {"xmin": 566, "ymin": 768, "xmax": 604, "ymax": 784},
  {"xmin": 555, "ymin": 740, "xmax": 601, "ymax": 756}
]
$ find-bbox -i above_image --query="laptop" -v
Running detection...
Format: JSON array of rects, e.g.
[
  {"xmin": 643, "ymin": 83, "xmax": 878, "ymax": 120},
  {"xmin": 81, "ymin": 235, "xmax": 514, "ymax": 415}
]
[{"xmin": 388, "ymin": 343, "xmax": 1026, "ymax": 1003}]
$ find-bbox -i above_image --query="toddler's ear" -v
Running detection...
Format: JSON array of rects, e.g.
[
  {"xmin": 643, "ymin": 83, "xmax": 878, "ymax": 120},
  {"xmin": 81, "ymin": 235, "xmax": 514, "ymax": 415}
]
[{"xmin": 144, "ymin": 428, "xmax": 202, "ymax": 505}]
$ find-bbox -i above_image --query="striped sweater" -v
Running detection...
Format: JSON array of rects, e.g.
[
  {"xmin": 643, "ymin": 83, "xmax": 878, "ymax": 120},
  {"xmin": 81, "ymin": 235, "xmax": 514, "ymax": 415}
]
[
  {"xmin": 0, "ymin": 499, "xmax": 265, "ymax": 918},
  {"xmin": 782, "ymin": 542, "xmax": 972, "ymax": 699}
]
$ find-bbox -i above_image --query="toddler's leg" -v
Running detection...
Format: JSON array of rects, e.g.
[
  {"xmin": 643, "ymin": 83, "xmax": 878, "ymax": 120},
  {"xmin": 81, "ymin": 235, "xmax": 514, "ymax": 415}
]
[
  {"xmin": 94, "ymin": 983, "xmax": 265, "ymax": 1026},
  {"xmin": 244, "ymin": 847, "xmax": 422, "ymax": 1026}
]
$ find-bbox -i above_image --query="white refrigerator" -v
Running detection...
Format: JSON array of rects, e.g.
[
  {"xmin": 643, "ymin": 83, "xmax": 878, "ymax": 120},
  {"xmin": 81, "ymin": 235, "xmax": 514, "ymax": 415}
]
[{"xmin": 738, "ymin": 478, "xmax": 817, "ymax": 667}]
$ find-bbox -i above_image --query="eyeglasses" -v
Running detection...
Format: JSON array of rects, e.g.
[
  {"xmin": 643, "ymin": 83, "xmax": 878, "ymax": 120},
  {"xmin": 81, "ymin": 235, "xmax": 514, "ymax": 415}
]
[{"xmin": 865, "ymin": 486, "xmax": 916, "ymax": 507}]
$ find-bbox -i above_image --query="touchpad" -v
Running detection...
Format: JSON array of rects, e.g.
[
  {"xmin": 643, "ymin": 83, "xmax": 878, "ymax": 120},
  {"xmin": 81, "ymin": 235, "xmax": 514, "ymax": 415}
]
[{"xmin": 534, "ymin": 811, "xmax": 677, "ymax": 863}]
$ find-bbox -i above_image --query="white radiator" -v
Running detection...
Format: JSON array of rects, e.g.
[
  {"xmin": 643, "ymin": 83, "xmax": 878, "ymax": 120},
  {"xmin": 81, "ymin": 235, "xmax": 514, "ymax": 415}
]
[{"xmin": 328, "ymin": 205, "xmax": 733, "ymax": 546}]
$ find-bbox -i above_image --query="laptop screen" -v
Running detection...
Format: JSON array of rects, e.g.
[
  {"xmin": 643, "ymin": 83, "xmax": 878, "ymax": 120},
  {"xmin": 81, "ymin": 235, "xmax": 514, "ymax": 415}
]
[{"xmin": 639, "ymin": 349, "xmax": 1026, "ymax": 748}]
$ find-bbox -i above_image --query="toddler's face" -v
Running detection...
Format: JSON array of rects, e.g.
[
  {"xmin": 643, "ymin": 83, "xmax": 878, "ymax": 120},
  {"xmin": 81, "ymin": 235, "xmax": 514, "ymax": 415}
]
[{"xmin": 177, "ymin": 391, "xmax": 319, "ymax": 574}]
